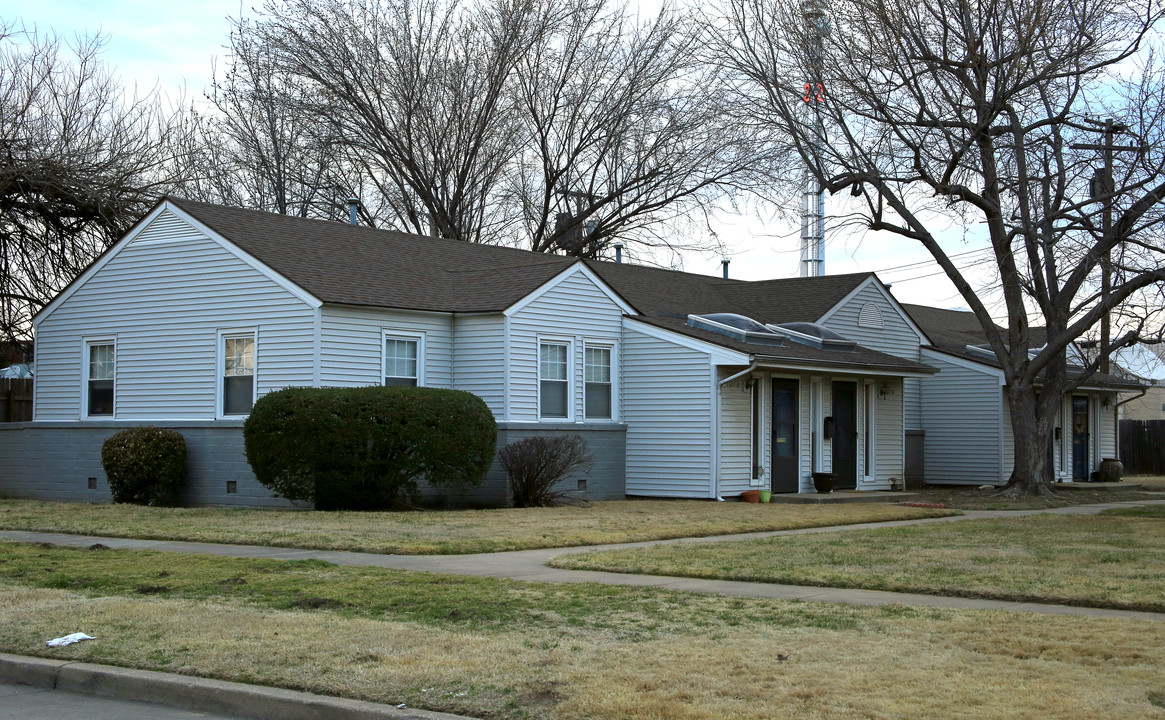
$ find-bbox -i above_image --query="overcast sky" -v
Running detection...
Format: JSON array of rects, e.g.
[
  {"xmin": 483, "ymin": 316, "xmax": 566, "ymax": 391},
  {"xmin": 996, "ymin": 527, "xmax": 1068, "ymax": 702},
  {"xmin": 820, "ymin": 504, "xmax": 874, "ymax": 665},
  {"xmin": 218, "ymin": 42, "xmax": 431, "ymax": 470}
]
[{"xmin": 10, "ymin": 0, "xmax": 999, "ymax": 311}]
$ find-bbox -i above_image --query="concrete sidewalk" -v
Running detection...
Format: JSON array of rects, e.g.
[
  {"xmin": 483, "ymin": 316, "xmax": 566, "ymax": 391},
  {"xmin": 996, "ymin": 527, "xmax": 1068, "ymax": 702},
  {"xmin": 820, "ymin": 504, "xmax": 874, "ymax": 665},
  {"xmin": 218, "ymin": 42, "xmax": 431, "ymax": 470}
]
[{"xmin": 2, "ymin": 498, "xmax": 1163, "ymax": 621}]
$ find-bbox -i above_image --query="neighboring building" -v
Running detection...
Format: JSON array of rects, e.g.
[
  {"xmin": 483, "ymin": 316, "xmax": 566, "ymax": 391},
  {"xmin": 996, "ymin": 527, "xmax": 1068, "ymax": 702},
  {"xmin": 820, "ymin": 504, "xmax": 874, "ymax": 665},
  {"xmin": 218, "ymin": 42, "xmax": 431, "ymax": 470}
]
[
  {"xmin": 1093, "ymin": 343, "xmax": 1165, "ymax": 422},
  {"xmin": 1119, "ymin": 383, "xmax": 1165, "ymax": 422},
  {"xmin": 902, "ymin": 304, "xmax": 1141, "ymax": 484},
  {"xmin": 1, "ymin": 198, "xmax": 937, "ymax": 506}
]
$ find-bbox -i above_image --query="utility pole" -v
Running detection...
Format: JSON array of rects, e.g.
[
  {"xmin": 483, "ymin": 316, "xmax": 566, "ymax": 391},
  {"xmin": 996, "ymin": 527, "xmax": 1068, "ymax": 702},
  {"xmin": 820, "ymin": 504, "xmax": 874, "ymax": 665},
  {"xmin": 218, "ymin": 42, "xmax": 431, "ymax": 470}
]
[{"xmin": 1070, "ymin": 118, "xmax": 1140, "ymax": 374}]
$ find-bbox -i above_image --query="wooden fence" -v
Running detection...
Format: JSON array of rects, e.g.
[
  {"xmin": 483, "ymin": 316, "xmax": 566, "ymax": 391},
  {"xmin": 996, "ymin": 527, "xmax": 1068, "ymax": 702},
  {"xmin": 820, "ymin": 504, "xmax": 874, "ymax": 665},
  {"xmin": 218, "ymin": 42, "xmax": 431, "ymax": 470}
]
[
  {"xmin": 1119, "ymin": 419, "xmax": 1165, "ymax": 475},
  {"xmin": 0, "ymin": 378, "xmax": 32, "ymax": 422}
]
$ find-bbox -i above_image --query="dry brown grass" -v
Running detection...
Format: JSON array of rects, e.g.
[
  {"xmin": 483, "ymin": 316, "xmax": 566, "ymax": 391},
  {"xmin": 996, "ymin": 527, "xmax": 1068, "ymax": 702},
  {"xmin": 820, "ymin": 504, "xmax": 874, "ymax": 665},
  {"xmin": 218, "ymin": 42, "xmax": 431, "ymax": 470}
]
[
  {"xmin": 551, "ymin": 512, "xmax": 1165, "ymax": 611},
  {"xmin": 916, "ymin": 482, "xmax": 1165, "ymax": 510},
  {"xmin": 0, "ymin": 499, "xmax": 956, "ymax": 554},
  {"xmin": 4, "ymin": 584, "xmax": 1164, "ymax": 720}
]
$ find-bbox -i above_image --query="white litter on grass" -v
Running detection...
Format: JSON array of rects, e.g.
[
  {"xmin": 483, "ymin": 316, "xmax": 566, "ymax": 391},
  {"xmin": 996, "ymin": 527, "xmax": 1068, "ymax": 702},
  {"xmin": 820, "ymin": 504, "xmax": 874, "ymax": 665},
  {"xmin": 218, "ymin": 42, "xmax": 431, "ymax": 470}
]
[{"xmin": 46, "ymin": 633, "xmax": 95, "ymax": 647}]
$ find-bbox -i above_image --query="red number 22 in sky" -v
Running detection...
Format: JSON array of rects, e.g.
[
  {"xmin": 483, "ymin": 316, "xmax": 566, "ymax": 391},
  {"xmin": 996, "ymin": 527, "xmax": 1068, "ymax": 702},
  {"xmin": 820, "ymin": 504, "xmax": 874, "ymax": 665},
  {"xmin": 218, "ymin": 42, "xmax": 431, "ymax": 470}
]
[{"xmin": 804, "ymin": 83, "xmax": 825, "ymax": 102}]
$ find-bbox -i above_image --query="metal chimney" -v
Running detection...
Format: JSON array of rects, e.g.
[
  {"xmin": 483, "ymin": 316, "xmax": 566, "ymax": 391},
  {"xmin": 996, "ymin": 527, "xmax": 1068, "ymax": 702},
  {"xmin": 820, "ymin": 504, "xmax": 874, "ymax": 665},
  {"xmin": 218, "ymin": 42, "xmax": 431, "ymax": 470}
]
[
  {"xmin": 614, "ymin": 243, "xmax": 624, "ymax": 263},
  {"xmin": 721, "ymin": 259, "xmax": 731, "ymax": 279},
  {"xmin": 347, "ymin": 198, "xmax": 359, "ymax": 225}
]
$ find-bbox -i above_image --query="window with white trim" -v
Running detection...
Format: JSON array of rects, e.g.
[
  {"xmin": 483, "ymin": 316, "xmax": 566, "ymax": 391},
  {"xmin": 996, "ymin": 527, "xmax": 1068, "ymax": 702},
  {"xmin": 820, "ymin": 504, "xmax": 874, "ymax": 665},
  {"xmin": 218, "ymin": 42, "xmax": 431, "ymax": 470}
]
[
  {"xmin": 222, "ymin": 334, "xmax": 255, "ymax": 415},
  {"xmin": 384, "ymin": 336, "xmax": 420, "ymax": 386},
  {"xmin": 85, "ymin": 341, "xmax": 115, "ymax": 417},
  {"xmin": 539, "ymin": 341, "xmax": 569, "ymax": 419},
  {"xmin": 584, "ymin": 345, "xmax": 612, "ymax": 419}
]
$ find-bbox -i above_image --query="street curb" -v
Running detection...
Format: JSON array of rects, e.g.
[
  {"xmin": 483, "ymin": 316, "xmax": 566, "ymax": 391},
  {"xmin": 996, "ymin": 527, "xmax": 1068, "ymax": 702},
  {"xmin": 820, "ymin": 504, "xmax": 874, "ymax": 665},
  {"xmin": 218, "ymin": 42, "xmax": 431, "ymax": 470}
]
[{"xmin": 0, "ymin": 652, "xmax": 475, "ymax": 720}]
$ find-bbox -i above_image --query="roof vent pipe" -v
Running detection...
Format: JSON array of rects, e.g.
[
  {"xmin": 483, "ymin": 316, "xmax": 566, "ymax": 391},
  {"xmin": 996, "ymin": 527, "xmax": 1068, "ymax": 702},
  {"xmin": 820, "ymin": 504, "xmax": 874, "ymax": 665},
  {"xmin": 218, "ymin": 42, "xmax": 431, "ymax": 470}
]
[
  {"xmin": 347, "ymin": 198, "xmax": 359, "ymax": 225},
  {"xmin": 614, "ymin": 243, "xmax": 624, "ymax": 263},
  {"xmin": 721, "ymin": 258, "xmax": 730, "ymax": 279}
]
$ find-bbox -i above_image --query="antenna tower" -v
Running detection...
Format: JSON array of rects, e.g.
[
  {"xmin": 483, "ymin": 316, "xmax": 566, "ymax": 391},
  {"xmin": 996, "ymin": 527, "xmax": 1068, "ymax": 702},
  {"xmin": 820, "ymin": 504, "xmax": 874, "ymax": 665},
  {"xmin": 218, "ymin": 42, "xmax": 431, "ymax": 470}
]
[{"xmin": 800, "ymin": 0, "xmax": 829, "ymax": 277}]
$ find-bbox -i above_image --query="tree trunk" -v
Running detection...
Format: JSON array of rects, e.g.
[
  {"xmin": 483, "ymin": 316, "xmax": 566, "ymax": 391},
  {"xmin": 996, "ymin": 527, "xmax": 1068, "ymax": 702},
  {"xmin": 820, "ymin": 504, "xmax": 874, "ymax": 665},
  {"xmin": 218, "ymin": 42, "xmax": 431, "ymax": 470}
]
[{"xmin": 998, "ymin": 384, "xmax": 1057, "ymax": 496}]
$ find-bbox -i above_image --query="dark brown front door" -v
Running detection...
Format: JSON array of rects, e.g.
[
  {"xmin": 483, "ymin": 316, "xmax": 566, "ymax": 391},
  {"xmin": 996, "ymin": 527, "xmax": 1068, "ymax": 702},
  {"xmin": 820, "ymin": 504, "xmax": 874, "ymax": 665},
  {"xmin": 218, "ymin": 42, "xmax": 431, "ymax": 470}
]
[
  {"xmin": 832, "ymin": 381, "xmax": 858, "ymax": 490},
  {"xmin": 770, "ymin": 378, "xmax": 799, "ymax": 493}
]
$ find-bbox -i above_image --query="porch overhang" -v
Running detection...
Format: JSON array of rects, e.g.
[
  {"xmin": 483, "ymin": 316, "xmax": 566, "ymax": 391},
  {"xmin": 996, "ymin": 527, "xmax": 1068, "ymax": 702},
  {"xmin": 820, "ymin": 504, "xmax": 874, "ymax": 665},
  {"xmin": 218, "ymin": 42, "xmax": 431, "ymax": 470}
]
[{"xmin": 747, "ymin": 355, "xmax": 939, "ymax": 378}]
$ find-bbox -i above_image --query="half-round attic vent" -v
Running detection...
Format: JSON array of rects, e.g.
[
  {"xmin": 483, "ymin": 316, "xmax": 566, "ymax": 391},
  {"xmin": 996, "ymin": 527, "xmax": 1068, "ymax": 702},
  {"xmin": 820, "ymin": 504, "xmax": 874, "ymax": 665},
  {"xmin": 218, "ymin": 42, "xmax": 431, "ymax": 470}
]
[{"xmin": 858, "ymin": 302, "xmax": 884, "ymax": 328}]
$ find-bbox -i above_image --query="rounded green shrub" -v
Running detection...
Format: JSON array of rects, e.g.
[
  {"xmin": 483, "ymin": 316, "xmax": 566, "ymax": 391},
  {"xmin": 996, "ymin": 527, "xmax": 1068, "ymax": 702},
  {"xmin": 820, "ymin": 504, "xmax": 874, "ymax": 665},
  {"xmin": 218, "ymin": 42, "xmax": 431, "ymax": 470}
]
[
  {"xmin": 100, "ymin": 426, "xmax": 188, "ymax": 506},
  {"xmin": 243, "ymin": 386, "xmax": 497, "ymax": 510}
]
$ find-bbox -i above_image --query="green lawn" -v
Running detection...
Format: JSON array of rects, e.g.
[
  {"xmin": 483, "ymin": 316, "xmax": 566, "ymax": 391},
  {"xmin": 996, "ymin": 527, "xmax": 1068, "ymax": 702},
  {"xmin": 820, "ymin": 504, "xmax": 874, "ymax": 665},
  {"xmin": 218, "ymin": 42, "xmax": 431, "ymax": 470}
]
[
  {"xmin": 2, "ymin": 540, "xmax": 1163, "ymax": 720},
  {"xmin": 0, "ymin": 499, "xmax": 956, "ymax": 554},
  {"xmin": 549, "ymin": 512, "xmax": 1165, "ymax": 611}
]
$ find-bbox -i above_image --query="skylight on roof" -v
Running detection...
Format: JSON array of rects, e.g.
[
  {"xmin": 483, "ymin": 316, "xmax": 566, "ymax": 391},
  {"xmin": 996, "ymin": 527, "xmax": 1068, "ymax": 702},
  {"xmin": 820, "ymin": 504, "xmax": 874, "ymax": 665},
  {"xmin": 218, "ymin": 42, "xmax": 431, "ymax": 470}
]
[
  {"xmin": 768, "ymin": 323, "xmax": 857, "ymax": 351},
  {"xmin": 688, "ymin": 314, "xmax": 785, "ymax": 346}
]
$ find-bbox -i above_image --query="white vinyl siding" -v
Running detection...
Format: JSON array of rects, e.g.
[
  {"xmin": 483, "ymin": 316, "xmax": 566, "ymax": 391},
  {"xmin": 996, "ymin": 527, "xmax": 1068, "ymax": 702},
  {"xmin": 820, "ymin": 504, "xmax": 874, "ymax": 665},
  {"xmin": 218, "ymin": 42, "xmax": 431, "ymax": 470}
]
[
  {"xmin": 874, "ymin": 378, "xmax": 904, "ymax": 487},
  {"xmin": 623, "ymin": 328, "xmax": 713, "ymax": 497},
  {"xmin": 34, "ymin": 209, "xmax": 315, "ymax": 420},
  {"xmin": 320, "ymin": 306, "xmax": 451, "ymax": 389},
  {"xmin": 507, "ymin": 269, "xmax": 623, "ymax": 422},
  {"xmin": 717, "ymin": 370, "xmax": 754, "ymax": 495},
  {"xmin": 452, "ymin": 314, "xmax": 504, "ymax": 416},
  {"xmin": 1098, "ymin": 393, "xmax": 1118, "ymax": 462},
  {"xmin": 821, "ymin": 281, "xmax": 925, "ymax": 430},
  {"xmin": 920, "ymin": 350, "xmax": 1004, "ymax": 484}
]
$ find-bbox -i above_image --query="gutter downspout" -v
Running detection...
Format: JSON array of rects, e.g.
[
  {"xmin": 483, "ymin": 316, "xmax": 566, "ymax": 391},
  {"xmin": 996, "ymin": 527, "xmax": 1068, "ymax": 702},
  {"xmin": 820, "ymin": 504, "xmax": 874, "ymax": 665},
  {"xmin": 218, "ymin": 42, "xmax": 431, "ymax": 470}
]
[{"xmin": 714, "ymin": 360, "xmax": 758, "ymax": 501}]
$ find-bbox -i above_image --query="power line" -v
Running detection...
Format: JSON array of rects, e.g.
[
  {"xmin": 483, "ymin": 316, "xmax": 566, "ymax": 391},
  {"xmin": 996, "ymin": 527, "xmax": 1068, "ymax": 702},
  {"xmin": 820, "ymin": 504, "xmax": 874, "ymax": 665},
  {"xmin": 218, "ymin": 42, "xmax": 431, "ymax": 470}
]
[{"xmin": 870, "ymin": 246, "xmax": 992, "ymax": 275}]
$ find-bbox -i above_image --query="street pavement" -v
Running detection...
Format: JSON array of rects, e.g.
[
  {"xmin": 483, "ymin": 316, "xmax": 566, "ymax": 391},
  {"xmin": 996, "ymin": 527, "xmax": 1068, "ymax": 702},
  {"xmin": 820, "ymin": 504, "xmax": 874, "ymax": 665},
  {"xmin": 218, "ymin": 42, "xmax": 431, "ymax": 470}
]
[{"xmin": 1, "ymin": 680, "xmax": 239, "ymax": 720}]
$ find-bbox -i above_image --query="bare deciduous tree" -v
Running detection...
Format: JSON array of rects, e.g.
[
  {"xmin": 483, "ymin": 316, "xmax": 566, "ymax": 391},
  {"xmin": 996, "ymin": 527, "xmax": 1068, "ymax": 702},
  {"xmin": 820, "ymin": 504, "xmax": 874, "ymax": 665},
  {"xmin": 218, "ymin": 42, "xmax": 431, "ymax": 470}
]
[
  {"xmin": 249, "ymin": 0, "xmax": 536, "ymax": 243},
  {"xmin": 171, "ymin": 19, "xmax": 383, "ymax": 225},
  {"xmin": 510, "ymin": 0, "xmax": 755, "ymax": 259},
  {"xmin": 222, "ymin": 0, "xmax": 761, "ymax": 259},
  {"xmin": 0, "ymin": 25, "xmax": 178, "ymax": 342},
  {"xmin": 716, "ymin": 0, "xmax": 1165, "ymax": 495}
]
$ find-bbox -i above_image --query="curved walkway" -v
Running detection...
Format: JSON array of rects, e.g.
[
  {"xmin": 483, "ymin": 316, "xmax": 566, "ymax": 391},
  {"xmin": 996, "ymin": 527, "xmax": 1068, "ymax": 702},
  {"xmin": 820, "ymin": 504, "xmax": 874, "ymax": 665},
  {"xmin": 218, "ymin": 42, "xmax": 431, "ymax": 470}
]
[{"xmin": 3, "ymin": 498, "xmax": 1163, "ymax": 621}]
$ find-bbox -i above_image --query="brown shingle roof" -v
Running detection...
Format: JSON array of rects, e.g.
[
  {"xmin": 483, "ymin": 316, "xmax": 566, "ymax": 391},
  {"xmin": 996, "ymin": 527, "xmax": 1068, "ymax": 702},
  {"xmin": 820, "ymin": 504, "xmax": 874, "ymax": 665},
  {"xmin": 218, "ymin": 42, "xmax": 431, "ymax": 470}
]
[
  {"xmin": 170, "ymin": 197, "xmax": 573, "ymax": 312},
  {"xmin": 169, "ymin": 198, "xmax": 933, "ymax": 373},
  {"xmin": 586, "ymin": 260, "xmax": 871, "ymax": 323},
  {"xmin": 173, "ymin": 197, "xmax": 875, "ymax": 323},
  {"xmin": 902, "ymin": 303, "xmax": 1140, "ymax": 389}
]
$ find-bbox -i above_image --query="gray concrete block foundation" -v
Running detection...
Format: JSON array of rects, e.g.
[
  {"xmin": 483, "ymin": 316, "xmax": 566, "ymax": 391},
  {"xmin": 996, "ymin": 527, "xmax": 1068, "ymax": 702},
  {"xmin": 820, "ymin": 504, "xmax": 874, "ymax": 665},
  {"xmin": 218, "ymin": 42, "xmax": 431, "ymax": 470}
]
[{"xmin": 0, "ymin": 420, "xmax": 628, "ymax": 508}]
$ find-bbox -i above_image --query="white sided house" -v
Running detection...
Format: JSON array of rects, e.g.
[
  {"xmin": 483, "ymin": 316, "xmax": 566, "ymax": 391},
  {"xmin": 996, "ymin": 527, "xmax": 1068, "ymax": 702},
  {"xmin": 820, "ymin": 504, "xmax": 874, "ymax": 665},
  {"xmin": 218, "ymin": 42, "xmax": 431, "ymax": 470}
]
[
  {"xmin": 901, "ymin": 304, "xmax": 1140, "ymax": 485},
  {"xmin": 3, "ymin": 198, "xmax": 937, "ymax": 506}
]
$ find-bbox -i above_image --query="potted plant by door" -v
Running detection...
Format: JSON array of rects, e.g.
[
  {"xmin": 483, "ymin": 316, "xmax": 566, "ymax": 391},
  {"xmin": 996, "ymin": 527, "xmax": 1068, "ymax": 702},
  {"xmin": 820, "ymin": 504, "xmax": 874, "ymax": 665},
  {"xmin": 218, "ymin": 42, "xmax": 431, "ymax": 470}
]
[
  {"xmin": 1098, "ymin": 458, "xmax": 1123, "ymax": 483},
  {"xmin": 741, "ymin": 489, "xmax": 761, "ymax": 503},
  {"xmin": 812, "ymin": 472, "xmax": 834, "ymax": 494}
]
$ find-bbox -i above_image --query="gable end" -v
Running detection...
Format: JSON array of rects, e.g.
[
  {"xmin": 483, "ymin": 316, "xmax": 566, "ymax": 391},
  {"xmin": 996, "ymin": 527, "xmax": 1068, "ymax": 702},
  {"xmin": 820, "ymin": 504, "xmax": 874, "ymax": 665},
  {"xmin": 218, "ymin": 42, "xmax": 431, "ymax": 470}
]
[{"xmin": 34, "ymin": 201, "xmax": 322, "ymax": 329}]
